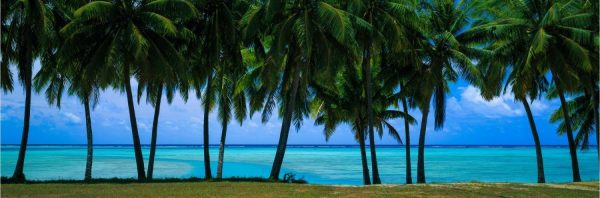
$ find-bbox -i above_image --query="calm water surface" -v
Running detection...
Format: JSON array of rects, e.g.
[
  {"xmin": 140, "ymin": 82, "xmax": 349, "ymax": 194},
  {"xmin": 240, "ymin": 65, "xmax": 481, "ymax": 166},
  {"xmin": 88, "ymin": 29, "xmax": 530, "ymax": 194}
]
[{"xmin": 1, "ymin": 145, "xmax": 598, "ymax": 185}]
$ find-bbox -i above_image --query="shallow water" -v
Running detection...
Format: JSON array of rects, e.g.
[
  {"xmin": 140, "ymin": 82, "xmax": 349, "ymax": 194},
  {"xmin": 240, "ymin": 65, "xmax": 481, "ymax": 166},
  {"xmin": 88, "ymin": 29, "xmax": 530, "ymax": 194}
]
[{"xmin": 1, "ymin": 145, "xmax": 597, "ymax": 185}]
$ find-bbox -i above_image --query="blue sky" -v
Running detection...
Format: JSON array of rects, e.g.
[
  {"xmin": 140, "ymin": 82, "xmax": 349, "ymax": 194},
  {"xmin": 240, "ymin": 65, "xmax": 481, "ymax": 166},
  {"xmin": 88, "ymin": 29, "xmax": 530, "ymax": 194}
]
[{"xmin": 1, "ymin": 61, "xmax": 596, "ymax": 145}]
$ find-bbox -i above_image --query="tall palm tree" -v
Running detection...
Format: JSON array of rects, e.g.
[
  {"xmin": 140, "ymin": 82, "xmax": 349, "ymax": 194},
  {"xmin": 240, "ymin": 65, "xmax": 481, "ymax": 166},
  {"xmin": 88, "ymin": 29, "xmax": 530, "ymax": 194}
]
[
  {"xmin": 312, "ymin": 63, "xmax": 414, "ymax": 185},
  {"xmin": 2, "ymin": 0, "xmax": 51, "ymax": 182},
  {"xmin": 480, "ymin": 0, "xmax": 594, "ymax": 182},
  {"xmin": 240, "ymin": 0, "xmax": 360, "ymax": 180},
  {"xmin": 413, "ymin": 0, "xmax": 485, "ymax": 183},
  {"xmin": 136, "ymin": 28, "xmax": 194, "ymax": 180},
  {"xmin": 33, "ymin": 0, "xmax": 99, "ymax": 181},
  {"xmin": 186, "ymin": 0, "xmax": 247, "ymax": 179},
  {"xmin": 62, "ymin": 0, "xmax": 198, "ymax": 181},
  {"xmin": 345, "ymin": 0, "xmax": 419, "ymax": 184},
  {"xmin": 507, "ymin": 70, "xmax": 549, "ymax": 183},
  {"xmin": 135, "ymin": 4, "xmax": 197, "ymax": 180}
]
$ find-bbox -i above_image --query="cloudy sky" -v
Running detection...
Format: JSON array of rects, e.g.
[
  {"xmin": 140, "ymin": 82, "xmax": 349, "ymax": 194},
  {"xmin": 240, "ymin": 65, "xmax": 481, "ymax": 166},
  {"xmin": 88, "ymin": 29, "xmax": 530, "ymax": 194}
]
[{"xmin": 1, "ymin": 61, "xmax": 594, "ymax": 145}]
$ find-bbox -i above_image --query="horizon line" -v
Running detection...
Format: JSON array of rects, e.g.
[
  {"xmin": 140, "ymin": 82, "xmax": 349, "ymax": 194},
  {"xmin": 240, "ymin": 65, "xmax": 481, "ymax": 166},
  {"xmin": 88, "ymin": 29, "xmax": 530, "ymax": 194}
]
[{"xmin": 1, "ymin": 144, "xmax": 597, "ymax": 147}]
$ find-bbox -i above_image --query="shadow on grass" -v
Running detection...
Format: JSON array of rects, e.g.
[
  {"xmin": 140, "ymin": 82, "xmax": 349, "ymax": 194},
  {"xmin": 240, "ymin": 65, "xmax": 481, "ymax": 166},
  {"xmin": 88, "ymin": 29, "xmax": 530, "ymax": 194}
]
[{"xmin": 1, "ymin": 176, "xmax": 307, "ymax": 184}]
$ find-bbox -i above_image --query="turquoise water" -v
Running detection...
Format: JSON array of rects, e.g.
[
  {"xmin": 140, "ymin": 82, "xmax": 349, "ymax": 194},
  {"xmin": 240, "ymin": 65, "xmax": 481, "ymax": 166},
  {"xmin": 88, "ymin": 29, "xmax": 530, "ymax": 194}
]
[{"xmin": 1, "ymin": 145, "xmax": 598, "ymax": 185}]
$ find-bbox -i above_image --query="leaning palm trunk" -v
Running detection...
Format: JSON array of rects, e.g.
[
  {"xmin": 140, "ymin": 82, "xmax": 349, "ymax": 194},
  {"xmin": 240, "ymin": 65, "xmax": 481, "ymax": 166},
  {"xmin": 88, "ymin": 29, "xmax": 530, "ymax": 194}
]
[
  {"xmin": 553, "ymin": 74, "xmax": 581, "ymax": 182},
  {"xmin": 203, "ymin": 74, "xmax": 213, "ymax": 179},
  {"xmin": 521, "ymin": 98, "xmax": 545, "ymax": 183},
  {"xmin": 401, "ymin": 97, "xmax": 412, "ymax": 184},
  {"xmin": 147, "ymin": 84, "xmax": 163, "ymax": 180},
  {"xmin": 216, "ymin": 122, "xmax": 228, "ymax": 178},
  {"xmin": 12, "ymin": 64, "xmax": 32, "ymax": 182},
  {"xmin": 362, "ymin": 47, "xmax": 381, "ymax": 184},
  {"xmin": 358, "ymin": 128, "xmax": 371, "ymax": 185},
  {"xmin": 84, "ymin": 99, "xmax": 94, "ymax": 181},
  {"xmin": 124, "ymin": 64, "xmax": 146, "ymax": 180},
  {"xmin": 417, "ymin": 95, "xmax": 432, "ymax": 183},
  {"xmin": 269, "ymin": 66, "xmax": 301, "ymax": 180}
]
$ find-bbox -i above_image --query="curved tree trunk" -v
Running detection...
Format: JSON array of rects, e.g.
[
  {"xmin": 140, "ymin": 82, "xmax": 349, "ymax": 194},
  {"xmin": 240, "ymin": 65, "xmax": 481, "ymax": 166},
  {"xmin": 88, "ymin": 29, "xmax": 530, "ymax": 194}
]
[
  {"xmin": 521, "ymin": 98, "xmax": 545, "ymax": 183},
  {"xmin": 84, "ymin": 99, "xmax": 94, "ymax": 182},
  {"xmin": 147, "ymin": 84, "xmax": 163, "ymax": 180},
  {"xmin": 417, "ymin": 95, "xmax": 432, "ymax": 184},
  {"xmin": 362, "ymin": 47, "xmax": 381, "ymax": 184},
  {"xmin": 401, "ymin": 97, "xmax": 412, "ymax": 184},
  {"xmin": 203, "ymin": 74, "xmax": 213, "ymax": 179},
  {"xmin": 553, "ymin": 75, "xmax": 581, "ymax": 182},
  {"xmin": 12, "ymin": 63, "xmax": 32, "ymax": 182},
  {"xmin": 269, "ymin": 65, "xmax": 301, "ymax": 180},
  {"xmin": 216, "ymin": 122, "xmax": 228, "ymax": 179},
  {"xmin": 124, "ymin": 64, "xmax": 146, "ymax": 181},
  {"xmin": 358, "ymin": 115, "xmax": 371, "ymax": 185}
]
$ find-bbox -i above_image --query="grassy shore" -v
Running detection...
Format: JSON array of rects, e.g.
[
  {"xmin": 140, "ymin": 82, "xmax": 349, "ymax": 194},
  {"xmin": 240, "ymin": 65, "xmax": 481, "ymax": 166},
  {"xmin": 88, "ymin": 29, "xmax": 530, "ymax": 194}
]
[{"xmin": 1, "ymin": 181, "xmax": 597, "ymax": 197}]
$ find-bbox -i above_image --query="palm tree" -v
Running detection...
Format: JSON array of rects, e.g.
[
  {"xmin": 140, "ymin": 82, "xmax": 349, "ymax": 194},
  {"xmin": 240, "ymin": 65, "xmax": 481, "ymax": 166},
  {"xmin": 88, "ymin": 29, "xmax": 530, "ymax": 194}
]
[
  {"xmin": 135, "ymin": 4, "xmax": 197, "ymax": 180},
  {"xmin": 240, "ymin": 0, "xmax": 360, "ymax": 180},
  {"xmin": 62, "ymin": 0, "xmax": 198, "ymax": 181},
  {"xmin": 136, "ymin": 29, "xmax": 194, "ymax": 180},
  {"xmin": 33, "ymin": 0, "xmax": 99, "ymax": 181},
  {"xmin": 346, "ymin": 0, "xmax": 419, "ymax": 184},
  {"xmin": 480, "ymin": 0, "xmax": 594, "ymax": 182},
  {"xmin": 413, "ymin": 0, "xmax": 485, "ymax": 183},
  {"xmin": 312, "ymin": 64, "xmax": 414, "ymax": 185},
  {"xmin": 508, "ymin": 70, "xmax": 549, "ymax": 183},
  {"xmin": 186, "ymin": 0, "xmax": 247, "ymax": 179},
  {"xmin": 1, "ymin": 0, "xmax": 51, "ymax": 182}
]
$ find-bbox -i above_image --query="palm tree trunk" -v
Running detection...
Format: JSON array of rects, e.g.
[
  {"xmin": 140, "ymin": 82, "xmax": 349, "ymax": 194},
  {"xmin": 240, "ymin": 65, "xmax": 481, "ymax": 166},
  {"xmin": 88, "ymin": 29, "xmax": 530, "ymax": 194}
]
[
  {"xmin": 590, "ymin": 81, "xmax": 599, "ymax": 159},
  {"xmin": 216, "ymin": 122, "xmax": 228, "ymax": 179},
  {"xmin": 417, "ymin": 94, "xmax": 432, "ymax": 184},
  {"xmin": 12, "ymin": 64, "xmax": 32, "ymax": 182},
  {"xmin": 359, "ymin": 128, "xmax": 371, "ymax": 185},
  {"xmin": 269, "ymin": 66, "xmax": 301, "ymax": 180},
  {"xmin": 521, "ymin": 98, "xmax": 545, "ymax": 183},
  {"xmin": 124, "ymin": 64, "xmax": 146, "ymax": 181},
  {"xmin": 362, "ymin": 47, "xmax": 381, "ymax": 184},
  {"xmin": 401, "ymin": 97, "xmax": 412, "ymax": 184},
  {"xmin": 147, "ymin": 84, "xmax": 163, "ymax": 180},
  {"xmin": 553, "ymin": 74, "xmax": 581, "ymax": 182},
  {"xmin": 203, "ymin": 74, "xmax": 213, "ymax": 179},
  {"xmin": 594, "ymin": 92, "xmax": 599, "ymax": 159},
  {"xmin": 84, "ymin": 99, "xmax": 94, "ymax": 182}
]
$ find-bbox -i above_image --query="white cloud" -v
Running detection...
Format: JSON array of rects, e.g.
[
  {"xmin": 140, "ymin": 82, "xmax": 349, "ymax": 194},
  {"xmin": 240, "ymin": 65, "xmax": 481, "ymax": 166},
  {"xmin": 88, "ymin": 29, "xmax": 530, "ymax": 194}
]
[
  {"xmin": 63, "ymin": 112, "xmax": 82, "ymax": 124},
  {"xmin": 449, "ymin": 85, "xmax": 525, "ymax": 118}
]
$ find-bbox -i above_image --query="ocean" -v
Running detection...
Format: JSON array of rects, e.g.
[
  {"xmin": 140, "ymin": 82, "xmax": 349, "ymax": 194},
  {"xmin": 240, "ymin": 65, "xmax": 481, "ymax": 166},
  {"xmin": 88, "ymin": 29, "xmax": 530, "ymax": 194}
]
[{"xmin": 1, "ymin": 145, "xmax": 598, "ymax": 185}]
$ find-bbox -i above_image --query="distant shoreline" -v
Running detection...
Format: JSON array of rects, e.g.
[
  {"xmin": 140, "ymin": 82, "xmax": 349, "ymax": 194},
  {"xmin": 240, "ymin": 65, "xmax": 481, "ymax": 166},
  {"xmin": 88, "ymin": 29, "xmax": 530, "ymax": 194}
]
[{"xmin": 0, "ymin": 144, "xmax": 597, "ymax": 148}]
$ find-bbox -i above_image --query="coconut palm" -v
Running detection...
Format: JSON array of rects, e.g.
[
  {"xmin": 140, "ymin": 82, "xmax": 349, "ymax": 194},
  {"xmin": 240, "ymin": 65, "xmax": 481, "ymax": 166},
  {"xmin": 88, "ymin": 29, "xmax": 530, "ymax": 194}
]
[
  {"xmin": 1, "ymin": 0, "xmax": 51, "ymax": 182},
  {"xmin": 33, "ymin": 0, "xmax": 99, "ymax": 181},
  {"xmin": 239, "ymin": 0, "xmax": 360, "ymax": 180},
  {"xmin": 345, "ymin": 0, "xmax": 420, "ymax": 184},
  {"xmin": 479, "ymin": 0, "xmax": 594, "ymax": 182},
  {"xmin": 133, "ymin": 4, "xmax": 197, "ymax": 180},
  {"xmin": 312, "ymin": 63, "xmax": 414, "ymax": 185},
  {"xmin": 61, "ymin": 0, "xmax": 198, "ymax": 180},
  {"xmin": 186, "ymin": 0, "xmax": 247, "ymax": 179},
  {"xmin": 136, "ymin": 26, "xmax": 195, "ymax": 180},
  {"xmin": 413, "ymin": 0, "xmax": 486, "ymax": 183}
]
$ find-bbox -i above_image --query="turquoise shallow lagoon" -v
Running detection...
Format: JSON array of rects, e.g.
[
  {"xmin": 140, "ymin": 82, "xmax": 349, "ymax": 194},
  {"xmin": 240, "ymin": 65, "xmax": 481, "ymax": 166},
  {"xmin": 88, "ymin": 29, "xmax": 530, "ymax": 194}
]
[{"xmin": 1, "ymin": 145, "xmax": 598, "ymax": 185}]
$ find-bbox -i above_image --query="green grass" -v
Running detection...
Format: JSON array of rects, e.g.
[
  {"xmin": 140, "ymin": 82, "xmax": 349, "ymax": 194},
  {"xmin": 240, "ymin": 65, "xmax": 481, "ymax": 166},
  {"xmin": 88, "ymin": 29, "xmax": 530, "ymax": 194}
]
[{"xmin": 1, "ymin": 181, "xmax": 597, "ymax": 197}]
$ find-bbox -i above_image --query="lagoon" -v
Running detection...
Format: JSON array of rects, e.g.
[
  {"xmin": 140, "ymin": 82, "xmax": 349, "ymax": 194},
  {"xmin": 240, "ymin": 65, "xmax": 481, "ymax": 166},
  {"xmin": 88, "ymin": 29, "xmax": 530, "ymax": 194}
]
[{"xmin": 1, "ymin": 145, "xmax": 597, "ymax": 185}]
